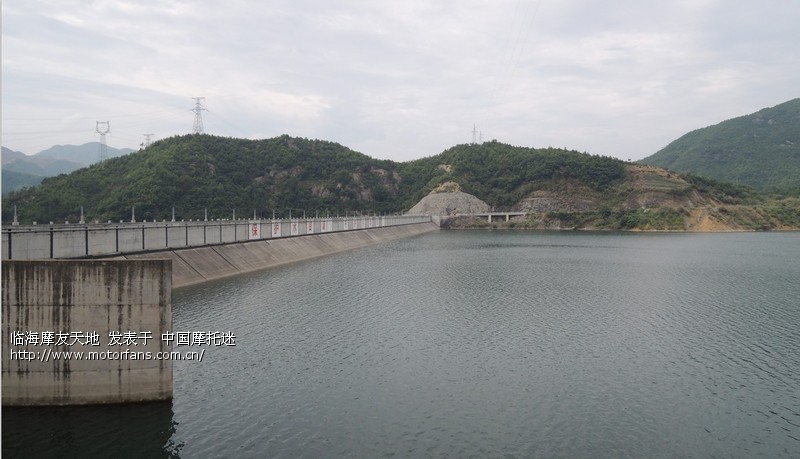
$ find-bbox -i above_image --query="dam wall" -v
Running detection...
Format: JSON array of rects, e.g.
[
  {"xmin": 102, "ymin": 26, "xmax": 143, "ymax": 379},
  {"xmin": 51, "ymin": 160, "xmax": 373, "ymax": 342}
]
[
  {"xmin": 122, "ymin": 221, "xmax": 439, "ymax": 289},
  {"xmin": 2, "ymin": 259, "xmax": 172, "ymax": 406},
  {"xmin": 2, "ymin": 215, "xmax": 431, "ymax": 261}
]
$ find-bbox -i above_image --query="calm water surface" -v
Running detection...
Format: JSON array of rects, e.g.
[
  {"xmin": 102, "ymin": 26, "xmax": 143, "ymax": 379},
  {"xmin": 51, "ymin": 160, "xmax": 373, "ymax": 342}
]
[{"xmin": 4, "ymin": 231, "xmax": 800, "ymax": 458}]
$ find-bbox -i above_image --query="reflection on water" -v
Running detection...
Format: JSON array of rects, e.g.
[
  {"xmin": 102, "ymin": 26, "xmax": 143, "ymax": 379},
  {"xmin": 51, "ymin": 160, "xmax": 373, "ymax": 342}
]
[
  {"xmin": 2, "ymin": 402, "xmax": 181, "ymax": 458},
  {"xmin": 3, "ymin": 230, "xmax": 800, "ymax": 458}
]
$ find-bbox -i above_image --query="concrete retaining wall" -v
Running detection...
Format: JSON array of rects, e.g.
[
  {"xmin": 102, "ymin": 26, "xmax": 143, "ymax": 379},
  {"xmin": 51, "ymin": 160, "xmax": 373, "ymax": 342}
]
[
  {"xmin": 2, "ymin": 215, "xmax": 431, "ymax": 260},
  {"xmin": 2, "ymin": 260, "xmax": 172, "ymax": 405},
  {"xmin": 125, "ymin": 222, "xmax": 439, "ymax": 289}
]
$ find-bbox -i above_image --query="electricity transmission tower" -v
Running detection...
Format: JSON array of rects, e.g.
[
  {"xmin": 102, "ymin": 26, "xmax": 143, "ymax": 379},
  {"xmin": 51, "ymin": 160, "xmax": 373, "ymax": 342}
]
[
  {"xmin": 95, "ymin": 121, "xmax": 111, "ymax": 162},
  {"xmin": 142, "ymin": 133, "xmax": 154, "ymax": 148},
  {"xmin": 472, "ymin": 124, "xmax": 478, "ymax": 144},
  {"xmin": 191, "ymin": 97, "xmax": 207, "ymax": 134}
]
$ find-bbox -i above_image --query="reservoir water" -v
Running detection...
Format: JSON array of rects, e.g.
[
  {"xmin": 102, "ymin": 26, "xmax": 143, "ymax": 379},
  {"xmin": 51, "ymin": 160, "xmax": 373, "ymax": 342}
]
[{"xmin": 4, "ymin": 230, "xmax": 800, "ymax": 458}]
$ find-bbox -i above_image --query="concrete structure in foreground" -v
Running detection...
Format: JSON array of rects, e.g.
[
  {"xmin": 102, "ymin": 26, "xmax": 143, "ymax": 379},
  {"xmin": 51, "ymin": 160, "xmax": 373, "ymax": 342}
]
[
  {"xmin": 2, "ymin": 260, "xmax": 172, "ymax": 405},
  {"xmin": 1, "ymin": 217, "xmax": 436, "ymax": 405}
]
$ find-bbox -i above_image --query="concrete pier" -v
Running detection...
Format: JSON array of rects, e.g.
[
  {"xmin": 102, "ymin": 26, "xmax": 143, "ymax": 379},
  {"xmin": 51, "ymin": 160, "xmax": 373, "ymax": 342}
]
[{"xmin": 2, "ymin": 260, "xmax": 172, "ymax": 406}]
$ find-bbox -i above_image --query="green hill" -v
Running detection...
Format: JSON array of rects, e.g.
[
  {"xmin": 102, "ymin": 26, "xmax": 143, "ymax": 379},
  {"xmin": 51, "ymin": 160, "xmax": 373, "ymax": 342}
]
[
  {"xmin": 0, "ymin": 135, "xmax": 631, "ymax": 224},
  {"xmin": 640, "ymin": 98, "xmax": 800, "ymax": 193},
  {"xmin": 2, "ymin": 135, "xmax": 406, "ymax": 223},
  {"xmin": 398, "ymin": 141, "xmax": 626, "ymax": 208},
  {"xmin": 2, "ymin": 169, "xmax": 45, "ymax": 195},
  {"xmin": 2, "ymin": 134, "xmax": 797, "ymax": 231}
]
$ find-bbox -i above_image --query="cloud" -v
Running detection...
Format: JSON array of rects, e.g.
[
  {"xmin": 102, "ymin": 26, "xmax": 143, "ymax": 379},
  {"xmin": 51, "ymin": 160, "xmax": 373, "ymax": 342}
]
[{"xmin": 2, "ymin": 0, "xmax": 799, "ymax": 161}]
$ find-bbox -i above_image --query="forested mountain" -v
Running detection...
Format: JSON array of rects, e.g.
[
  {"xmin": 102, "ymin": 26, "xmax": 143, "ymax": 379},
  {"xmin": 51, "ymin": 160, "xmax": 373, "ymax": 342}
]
[
  {"xmin": 2, "ymin": 134, "xmax": 797, "ymax": 231},
  {"xmin": 2, "ymin": 146, "xmax": 83, "ymax": 178},
  {"xmin": 2, "ymin": 169, "xmax": 45, "ymax": 195},
  {"xmin": 1, "ymin": 143, "xmax": 135, "ymax": 190},
  {"xmin": 640, "ymin": 98, "xmax": 800, "ymax": 193},
  {"xmin": 33, "ymin": 142, "xmax": 135, "ymax": 165},
  {"xmin": 3, "ymin": 135, "xmax": 400, "ymax": 223},
  {"xmin": 398, "ymin": 141, "xmax": 626, "ymax": 209},
  {"xmin": 0, "ymin": 135, "xmax": 626, "ymax": 223}
]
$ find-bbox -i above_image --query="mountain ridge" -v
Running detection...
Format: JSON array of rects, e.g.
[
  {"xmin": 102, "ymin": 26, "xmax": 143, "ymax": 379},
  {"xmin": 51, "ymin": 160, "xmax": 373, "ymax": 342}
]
[
  {"xmin": 1, "ymin": 143, "xmax": 135, "ymax": 194},
  {"xmin": 3, "ymin": 133, "xmax": 797, "ymax": 231},
  {"xmin": 640, "ymin": 98, "xmax": 800, "ymax": 193}
]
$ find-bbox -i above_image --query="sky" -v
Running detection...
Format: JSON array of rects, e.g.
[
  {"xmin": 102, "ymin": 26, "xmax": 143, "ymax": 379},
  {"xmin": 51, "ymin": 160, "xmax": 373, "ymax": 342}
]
[{"xmin": 2, "ymin": 0, "xmax": 799, "ymax": 162}]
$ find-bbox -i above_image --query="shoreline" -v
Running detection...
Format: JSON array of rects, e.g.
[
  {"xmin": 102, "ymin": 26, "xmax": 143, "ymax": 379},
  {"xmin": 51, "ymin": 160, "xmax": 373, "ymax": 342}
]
[{"xmin": 440, "ymin": 224, "xmax": 800, "ymax": 234}]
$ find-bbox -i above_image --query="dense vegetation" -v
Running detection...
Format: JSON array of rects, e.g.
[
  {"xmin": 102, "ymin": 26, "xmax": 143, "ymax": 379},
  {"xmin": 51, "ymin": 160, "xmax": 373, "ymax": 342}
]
[
  {"xmin": 3, "ymin": 134, "xmax": 797, "ymax": 231},
  {"xmin": 640, "ymin": 98, "xmax": 800, "ymax": 193},
  {"xmin": 398, "ymin": 142, "xmax": 625, "ymax": 209},
  {"xmin": 3, "ymin": 135, "xmax": 406, "ymax": 223},
  {"xmin": 1, "ymin": 135, "xmax": 627, "ymax": 224},
  {"xmin": 2, "ymin": 169, "xmax": 45, "ymax": 195}
]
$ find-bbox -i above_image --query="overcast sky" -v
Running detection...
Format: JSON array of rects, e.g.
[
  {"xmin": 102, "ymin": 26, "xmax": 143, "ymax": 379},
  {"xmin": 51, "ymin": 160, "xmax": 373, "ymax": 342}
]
[{"xmin": 2, "ymin": 0, "xmax": 799, "ymax": 162}]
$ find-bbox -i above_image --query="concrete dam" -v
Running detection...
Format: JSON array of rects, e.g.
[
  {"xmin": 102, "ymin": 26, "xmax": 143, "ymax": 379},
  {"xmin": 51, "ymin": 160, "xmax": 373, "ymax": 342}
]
[
  {"xmin": 2, "ymin": 215, "xmax": 437, "ymax": 405},
  {"xmin": 2, "ymin": 215, "xmax": 437, "ymax": 288}
]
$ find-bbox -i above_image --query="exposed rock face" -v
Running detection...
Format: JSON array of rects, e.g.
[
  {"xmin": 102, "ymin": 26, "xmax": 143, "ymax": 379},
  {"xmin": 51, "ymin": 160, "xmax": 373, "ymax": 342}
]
[
  {"xmin": 431, "ymin": 181, "xmax": 461, "ymax": 193},
  {"xmin": 515, "ymin": 190, "xmax": 598, "ymax": 213},
  {"xmin": 407, "ymin": 190, "xmax": 490, "ymax": 215}
]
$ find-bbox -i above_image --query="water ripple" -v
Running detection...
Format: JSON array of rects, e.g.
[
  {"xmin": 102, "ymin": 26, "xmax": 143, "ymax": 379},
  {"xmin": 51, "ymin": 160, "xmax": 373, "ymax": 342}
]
[{"xmin": 7, "ymin": 231, "xmax": 798, "ymax": 458}]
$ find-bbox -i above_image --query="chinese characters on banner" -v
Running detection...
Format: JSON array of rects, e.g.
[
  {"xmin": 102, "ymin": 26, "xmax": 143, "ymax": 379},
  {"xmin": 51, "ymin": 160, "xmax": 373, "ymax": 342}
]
[{"xmin": 249, "ymin": 222, "xmax": 261, "ymax": 240}]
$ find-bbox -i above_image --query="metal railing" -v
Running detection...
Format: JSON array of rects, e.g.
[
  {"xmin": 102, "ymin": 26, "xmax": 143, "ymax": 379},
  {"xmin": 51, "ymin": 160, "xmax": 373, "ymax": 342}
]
[{"xmin": 1, "ymin": 215, "xmax": 432, "ymax": 260}]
